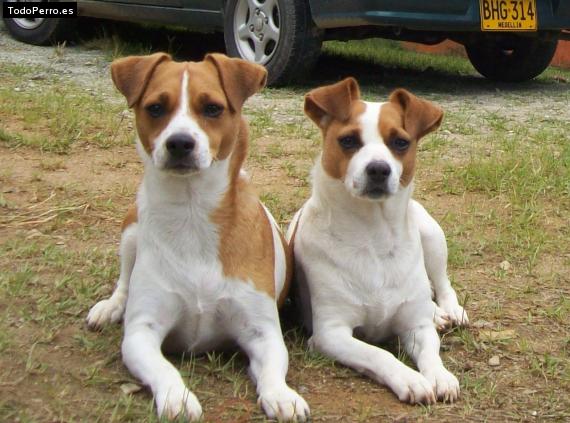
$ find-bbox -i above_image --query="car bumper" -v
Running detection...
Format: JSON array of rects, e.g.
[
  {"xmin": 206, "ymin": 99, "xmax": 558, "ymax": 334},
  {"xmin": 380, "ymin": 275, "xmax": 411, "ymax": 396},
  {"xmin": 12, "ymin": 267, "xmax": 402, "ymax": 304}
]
[{"xmin": 309, "ymin": 0, "xmax": 570, "ymax": 32}]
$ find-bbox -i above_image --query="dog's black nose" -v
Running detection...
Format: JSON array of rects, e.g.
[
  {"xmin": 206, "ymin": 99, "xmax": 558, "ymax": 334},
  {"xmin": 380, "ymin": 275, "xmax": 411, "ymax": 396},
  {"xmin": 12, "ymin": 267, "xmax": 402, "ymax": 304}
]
[
  {"xmin": 365, "ymin": 161, "xmax": 391, "ymax": 183},
  {"xmin": 166, "ymin": 134, "xmax": 195, "ymax": 159}
]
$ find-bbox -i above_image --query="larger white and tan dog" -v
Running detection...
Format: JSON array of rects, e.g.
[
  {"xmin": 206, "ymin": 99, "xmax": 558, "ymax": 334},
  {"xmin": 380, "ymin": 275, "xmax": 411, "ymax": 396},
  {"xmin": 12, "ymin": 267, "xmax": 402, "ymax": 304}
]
[
  {"xmin": 289, "ymin": 78, "xmax": 468, "ymax": 405},
  {"xmin": 86, "ymin": 53, "xmax": 309, "ymax": 422}
]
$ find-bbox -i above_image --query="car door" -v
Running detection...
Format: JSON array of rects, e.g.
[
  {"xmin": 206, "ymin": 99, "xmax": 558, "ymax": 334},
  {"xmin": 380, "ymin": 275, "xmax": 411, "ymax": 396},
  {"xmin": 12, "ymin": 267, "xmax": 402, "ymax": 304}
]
[
  {"xmin": 101, "ymin": 0, "xmax": 183, "ymax": 8},
  {"xmin": 180, "ymin": 0, "xmax": 222, "ymax": 13}
]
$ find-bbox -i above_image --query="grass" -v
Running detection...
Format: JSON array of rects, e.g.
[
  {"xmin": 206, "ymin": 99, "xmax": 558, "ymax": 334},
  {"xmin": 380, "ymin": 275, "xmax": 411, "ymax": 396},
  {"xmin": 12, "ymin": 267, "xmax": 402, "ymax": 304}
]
[
  {"xmin": 324, "ymin": 39, "xmax": 476, "ymax": 77},
  {"xmin": 1, "ymin": 25, "xmax": 570, "ymax": 422},
  {"xmin": 323, "ymin": 38, "xmax": 570, "ymax": 82},
  {"xmin": 0, "ymin": 62, "xmax": 132, "ymax": 154}
]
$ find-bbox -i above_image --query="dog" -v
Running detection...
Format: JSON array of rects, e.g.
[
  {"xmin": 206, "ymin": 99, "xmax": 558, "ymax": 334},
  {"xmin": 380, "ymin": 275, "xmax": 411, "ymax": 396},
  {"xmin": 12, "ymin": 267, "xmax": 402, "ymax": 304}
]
[
  {"xmin": 86, "ymin": 53, "xmax": 309, "ymax": 422},
  {"xmin": 288, "ymin": 78, "xmax": 468, "ymax": 405}
]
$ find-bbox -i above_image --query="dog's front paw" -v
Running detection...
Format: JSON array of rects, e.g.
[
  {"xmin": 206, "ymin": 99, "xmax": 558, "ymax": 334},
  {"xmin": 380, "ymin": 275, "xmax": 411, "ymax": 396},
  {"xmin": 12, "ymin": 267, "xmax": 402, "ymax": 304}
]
[
  {"xmin": 423, "ymin": 367, "xmax": 460, "ymax": 403},
  {"xmin": 437, "ymin": 294, "xmax": 469, "ymax": 327},
  {"xmin": 86, "ymin": 294, "xmax": 126, "ymax": 330},
  {"xmin": 388, "ymin": 367, "xmax": 436, "ymax": 405},
  {"xmin": 155, "ymin": 383, "xmax": 202, "ymax": 421},
  {"xmin": 433, "ymin": 303, "xmax": 451, "ymax": 331},
  {"xmin": 258, "ymin": 386, "xmax": 310, "ymax": 422}
]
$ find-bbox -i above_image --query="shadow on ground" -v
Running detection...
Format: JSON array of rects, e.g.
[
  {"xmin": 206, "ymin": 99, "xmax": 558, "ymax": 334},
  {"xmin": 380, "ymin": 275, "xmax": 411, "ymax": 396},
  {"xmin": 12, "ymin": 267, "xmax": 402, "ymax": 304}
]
[{"xmin": 71, "ymin": 19, "xmax": 567, "ymax": 96}]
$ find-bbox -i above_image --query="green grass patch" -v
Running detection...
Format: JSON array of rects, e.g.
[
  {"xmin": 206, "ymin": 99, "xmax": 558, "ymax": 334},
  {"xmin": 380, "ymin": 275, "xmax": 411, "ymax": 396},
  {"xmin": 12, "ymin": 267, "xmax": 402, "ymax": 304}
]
[
  {"xmin": 0, "ymin": 63, "xmax": 132, "ymax": 153},
  {"xmin": 323, "ymin": 39, "xmax": 476, "ymax": 77},
  {"xmin": 323, "ymin": 38, "xmax": 570, "ymax": 82}
]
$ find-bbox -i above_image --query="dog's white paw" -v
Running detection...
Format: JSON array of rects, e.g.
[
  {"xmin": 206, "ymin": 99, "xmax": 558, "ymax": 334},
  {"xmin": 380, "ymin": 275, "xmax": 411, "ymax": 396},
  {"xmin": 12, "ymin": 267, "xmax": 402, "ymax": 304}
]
[
  {"xmin": 423, "ymin": 366, "xmax": 460, "ymax": 403},
  {"xmin": 86, "ymin": 293, "xmax": 126, "ymax": 330},
  {"xmin": 433, "ymin": 303, "xmax": 451, "ymax": 331},
  {"xmin": 437, "ymin": 295, "xmax": 469, "ymax": 327},
  {"xmin": 258, "ymin": 386, "xmax": 310, "ymax": 422},
  {"xmin": 155, "ymin": 382, "xmax": 202, "ymax": 421},
  {"xmin": 388, "ymin": 367, "xmax": 436, "ymax": 405}
]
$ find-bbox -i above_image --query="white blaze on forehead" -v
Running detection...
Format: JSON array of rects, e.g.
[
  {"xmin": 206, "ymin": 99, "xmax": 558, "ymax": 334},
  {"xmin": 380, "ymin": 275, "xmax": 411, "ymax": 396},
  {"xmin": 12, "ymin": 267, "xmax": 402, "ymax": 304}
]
[
  {"xmin": 359, "ymin": 101, "xmax": 385, "ymax": 147},
  {"xmin": 344, "ymin": 101, "xmax": 402, "ymax": 196},
  {"xmin": 152, "ymin": 70, "xmax": 212, "ymax": 169}
]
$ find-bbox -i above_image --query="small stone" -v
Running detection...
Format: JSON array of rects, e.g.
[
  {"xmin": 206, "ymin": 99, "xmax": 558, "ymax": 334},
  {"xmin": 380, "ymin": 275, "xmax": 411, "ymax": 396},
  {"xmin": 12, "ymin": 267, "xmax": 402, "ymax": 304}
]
[
  {"xmin": 488, "ymin": 355, "xmax": 500, "ymax": 367},
  {"xmin": 120, "ymin": 383, "xmax": 142, "ymax": 395},
  {"xmin": 298, "ymin": 385, "xmax": 309, "ymax": 394},
  {"xmin": 25, "ymin": 229, "xmax": 44, "ymax": 239},
  {"xmin": 480, "ymin": 329, "xmax": 516, "ymax": 342},
  {"xmin": 499, "ymin": 260, "xmax": 511, "ymax": 271},
  {"xmin": 472, "ymin": 320, "xmax": 493, "ymax": 329}
]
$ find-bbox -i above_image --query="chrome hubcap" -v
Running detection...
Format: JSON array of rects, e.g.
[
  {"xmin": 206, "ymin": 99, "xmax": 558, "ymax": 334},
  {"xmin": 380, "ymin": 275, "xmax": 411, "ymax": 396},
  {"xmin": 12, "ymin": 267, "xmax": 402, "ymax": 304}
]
[
  {"xmin": 234, "ymin": 0, "xmax": 280, "ymax": 65},
  {"xmin": 7, "ymin": 0, "xmax": 46, "ymax": 30}
]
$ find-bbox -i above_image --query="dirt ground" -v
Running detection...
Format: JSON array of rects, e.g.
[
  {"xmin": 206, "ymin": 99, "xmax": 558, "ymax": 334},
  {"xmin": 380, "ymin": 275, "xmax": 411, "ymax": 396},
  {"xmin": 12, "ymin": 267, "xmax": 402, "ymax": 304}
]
[{"xmin": 1, "ymin": 22, "xmax": 569, "ymax": 423}]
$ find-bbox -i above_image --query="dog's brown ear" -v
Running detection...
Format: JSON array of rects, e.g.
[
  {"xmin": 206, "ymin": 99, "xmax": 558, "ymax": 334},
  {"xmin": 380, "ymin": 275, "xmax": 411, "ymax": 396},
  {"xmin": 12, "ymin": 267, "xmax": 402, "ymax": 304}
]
[
  {"xmin": 205, "ymin": 53, "xmax": 267, "ymax": 112},
  {"xmin": 111, "ymin": 53, "xmax": 171, "ymax": 108},
  {"xmin": 389, "ymin": 89, "xmax": 443, "ymax": 141},
  {"xmin": 304, "ymin": 77, "xmax": 360, "ymax": 129}
]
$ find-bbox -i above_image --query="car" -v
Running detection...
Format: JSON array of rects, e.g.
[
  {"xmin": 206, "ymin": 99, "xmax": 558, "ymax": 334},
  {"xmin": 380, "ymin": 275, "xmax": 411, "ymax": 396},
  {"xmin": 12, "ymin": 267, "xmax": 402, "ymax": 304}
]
[{"xmin": 3, "ymin": 0, "xmax": 570, "ymax": 84}]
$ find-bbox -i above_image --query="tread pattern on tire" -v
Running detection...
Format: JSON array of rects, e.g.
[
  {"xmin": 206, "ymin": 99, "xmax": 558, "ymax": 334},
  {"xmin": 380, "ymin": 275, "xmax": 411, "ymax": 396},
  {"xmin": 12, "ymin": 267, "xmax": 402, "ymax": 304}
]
[
  {"xmin": 3, "ymin": 17, "xmax": 75, "ymax": 46},
  {"xmin": 224, "ymin": 0, "xmax": 322, "ymax": 86},
  {"xmin": 465, "ymin": 37, "xmax": 558, "ymax": 82}
]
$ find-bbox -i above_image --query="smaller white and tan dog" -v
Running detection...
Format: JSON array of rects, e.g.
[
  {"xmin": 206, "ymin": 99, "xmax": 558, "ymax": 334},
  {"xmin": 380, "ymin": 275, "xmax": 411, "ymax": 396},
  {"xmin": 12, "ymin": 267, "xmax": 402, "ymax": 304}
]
[
  {"xmin": 86, "ymin": 53, "xmax": 309, "ymax": 422},
  {"xmin": 289, "ymin": 78, "xmax": 468, "ymax": 405}
]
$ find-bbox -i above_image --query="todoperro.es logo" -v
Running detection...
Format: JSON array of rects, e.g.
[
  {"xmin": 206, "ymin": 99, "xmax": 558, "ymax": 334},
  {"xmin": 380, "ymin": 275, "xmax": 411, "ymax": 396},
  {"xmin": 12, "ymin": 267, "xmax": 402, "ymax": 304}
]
[{"xmin": 3, "ymin": 2, "xmax": 77, "ymax": 18}]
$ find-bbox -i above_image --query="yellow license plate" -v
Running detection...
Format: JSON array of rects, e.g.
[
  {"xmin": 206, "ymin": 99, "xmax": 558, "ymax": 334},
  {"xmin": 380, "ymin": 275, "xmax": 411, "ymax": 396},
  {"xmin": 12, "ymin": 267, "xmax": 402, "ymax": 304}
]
[{"xmin": 480, "ymin": 0, "xmax": 537, "ymax": 31}]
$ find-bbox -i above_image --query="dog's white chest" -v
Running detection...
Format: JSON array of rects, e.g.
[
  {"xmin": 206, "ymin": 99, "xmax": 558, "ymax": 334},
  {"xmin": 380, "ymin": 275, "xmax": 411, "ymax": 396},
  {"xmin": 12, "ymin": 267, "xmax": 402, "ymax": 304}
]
[{"xmin": 297, "ymin": 197, "xmax": 434, "ymax": 340}]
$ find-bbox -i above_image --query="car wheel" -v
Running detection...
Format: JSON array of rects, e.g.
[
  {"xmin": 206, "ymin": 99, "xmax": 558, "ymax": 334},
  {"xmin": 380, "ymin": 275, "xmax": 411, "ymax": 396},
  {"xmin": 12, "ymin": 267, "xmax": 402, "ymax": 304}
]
[
  {"xmin": 224, "ymin": 0, "xmax": 322, "ymax": 86},
  {"xmin": 2, "ymin": 0, "xmax": 74, "ymax": 45},
  {"xmin": 465, "ymin": 35, "xmax": 558, "ymax": 82}
]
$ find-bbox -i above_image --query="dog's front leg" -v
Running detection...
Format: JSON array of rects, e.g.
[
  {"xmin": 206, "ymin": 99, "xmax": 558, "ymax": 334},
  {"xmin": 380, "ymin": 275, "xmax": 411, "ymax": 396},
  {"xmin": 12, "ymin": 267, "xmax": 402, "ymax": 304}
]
[
  {"xmin": 87, "ymin": 224, "xmax": 137, "ymax": 329},
  {"xmin": 401, "ymin": 324, "xmax": 460, "ymax": 403},
  {"xmin": 310, "ymin": 324, "xmax": 436, "ymax": 404},
  {"xmin": 237, "ymin": 306, "xmax": 309, "ymax": 422},
  {"xmin": 413, "ymin": 201, "xmax": 469, "ymax": 327},
  {"xmin": 122, "ymin": 321, "xmax": 202, "ymax": 421}
]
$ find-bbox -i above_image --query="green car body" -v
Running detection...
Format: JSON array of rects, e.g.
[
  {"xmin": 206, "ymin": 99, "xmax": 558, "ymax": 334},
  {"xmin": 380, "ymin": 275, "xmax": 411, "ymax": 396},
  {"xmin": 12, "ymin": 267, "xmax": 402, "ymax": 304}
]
[{"xmin": 4, "ymin": 0, "xmax": 570, "ymax": 84}]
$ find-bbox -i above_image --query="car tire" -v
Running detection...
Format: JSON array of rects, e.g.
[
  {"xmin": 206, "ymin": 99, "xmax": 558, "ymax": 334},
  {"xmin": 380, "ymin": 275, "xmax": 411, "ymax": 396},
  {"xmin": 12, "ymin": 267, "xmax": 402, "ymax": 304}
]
[
  {"xmin": 223, "ymin": 0, "xmax": 322, "ymax": 86},
  {"xmin": 2, "ymin": 0, "xmax": 75, "ymax": 46},
  {"xmin": 465, "ymin": 35, "xmax": 558, "ymax": 82}
]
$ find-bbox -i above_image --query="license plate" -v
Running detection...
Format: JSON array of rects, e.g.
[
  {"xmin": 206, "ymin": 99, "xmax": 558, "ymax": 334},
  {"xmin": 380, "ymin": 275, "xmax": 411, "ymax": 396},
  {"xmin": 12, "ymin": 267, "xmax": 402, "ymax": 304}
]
[{"xmin": 480, "ymin": 0, "xmax": 537, "ymax": 31}]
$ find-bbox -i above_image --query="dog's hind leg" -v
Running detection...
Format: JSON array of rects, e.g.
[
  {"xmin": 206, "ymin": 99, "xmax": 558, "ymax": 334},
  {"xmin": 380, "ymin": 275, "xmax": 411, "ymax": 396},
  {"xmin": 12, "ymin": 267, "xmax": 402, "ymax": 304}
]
[
  {"xmin": 411, "ymin": 200, "xmax": 469, "ymax": 327},
  {"xmin": 86, "ymin": 223, "xmax": 137, "ymax": 329}
]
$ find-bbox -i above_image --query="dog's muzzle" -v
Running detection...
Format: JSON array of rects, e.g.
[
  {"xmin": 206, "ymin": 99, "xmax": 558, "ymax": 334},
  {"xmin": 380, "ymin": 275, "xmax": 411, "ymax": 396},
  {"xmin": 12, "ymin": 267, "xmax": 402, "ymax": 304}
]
[
  {"xmin": 363, "ymin": 160, "xmax": 391, "ymax": 198},
  {"xmin": 164, "ymin": 133, "xmax": 199, "ymax": 173}
]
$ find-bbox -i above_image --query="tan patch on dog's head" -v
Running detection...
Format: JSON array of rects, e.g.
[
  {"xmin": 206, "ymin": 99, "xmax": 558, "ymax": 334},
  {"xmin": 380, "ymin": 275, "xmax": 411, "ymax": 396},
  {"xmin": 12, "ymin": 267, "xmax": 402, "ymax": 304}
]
[
  {"xmin": 382, "ymin": 89, "xmax": 443, "ymax": 186},
  {"xmin": 111, "ymin": 53, "xmax": 266, "ymax": 173},
  {"xmin": 304, "ymin": 77, "xmax": 366, "ymax": 180}
]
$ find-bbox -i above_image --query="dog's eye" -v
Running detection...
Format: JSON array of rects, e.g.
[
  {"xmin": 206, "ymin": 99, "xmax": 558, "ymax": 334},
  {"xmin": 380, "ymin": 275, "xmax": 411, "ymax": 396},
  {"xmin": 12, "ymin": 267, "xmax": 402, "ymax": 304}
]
[
  {"xmin": 391, "ymin": 137, "xmax": 410, "ymax": 152},
  {"xmin": 146, "ymin": 104, "xmax": 164, "ymax": 118},
  {"xmin": 338, "ymin": 135, "xmax": 361, "ymax": 150},
  {"xmin": 203, "ymin": 104, "xmax": 223, "ymax": 118}
]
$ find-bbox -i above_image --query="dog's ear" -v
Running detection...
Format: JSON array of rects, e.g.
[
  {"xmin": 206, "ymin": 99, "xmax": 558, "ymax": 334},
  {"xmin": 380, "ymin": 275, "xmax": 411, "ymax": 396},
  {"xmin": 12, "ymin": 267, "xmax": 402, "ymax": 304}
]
[
  {"xmin": 111, "ymin": 53, "xmax": 171, "ymax": 108},
  {"xmin": 389, "ymin": 89, "xmax": 443, "ymax": 141},
  {"xmin": 304, "ymin": 77, "xmax": 360, "ymax": 129},
  {"xmin": 205, "ymin": 53, "xmax": 267, "ymax": 113}
]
